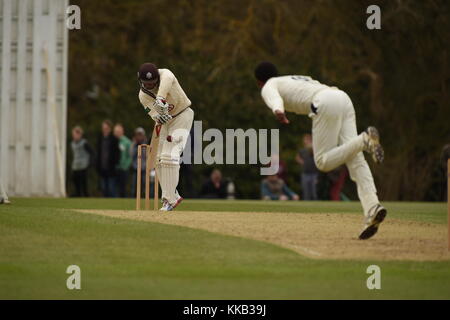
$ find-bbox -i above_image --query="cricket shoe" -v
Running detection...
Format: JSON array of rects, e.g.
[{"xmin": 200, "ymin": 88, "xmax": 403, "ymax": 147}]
[
  {"xmin": 358, "ymin": 204, "xmax": 387, "ymax": 240},
  {"xmin": 0, "ymin": 198, "xmax": 11, "ymax": 205},
  {"xmin": 363, "ymin": 126, "xmax": 384, "ymax": 164},
  {"xmin": 159, "ymin": 195, "xmax": 183, "ymax": 212}
]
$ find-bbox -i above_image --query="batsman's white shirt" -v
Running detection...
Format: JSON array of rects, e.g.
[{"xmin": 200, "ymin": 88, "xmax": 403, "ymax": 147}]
[
  {"xmin": 260, "ymin": 75, "xmax": 380, "ymax": 217},
  {"xmin": 139, "ymin": 68, "xmax": 191, "ymax": 119}
]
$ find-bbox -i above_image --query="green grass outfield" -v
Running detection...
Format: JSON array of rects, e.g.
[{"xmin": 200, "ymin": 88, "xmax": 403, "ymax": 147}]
[{"xmin": 0, "ymin": 198, "xmax": 449, "ymax": 299}]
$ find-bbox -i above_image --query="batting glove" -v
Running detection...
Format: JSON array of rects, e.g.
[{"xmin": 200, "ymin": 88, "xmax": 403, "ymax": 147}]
[
  {"xmin": 153, "ymin": 96, "xmax": 169, "ymax": 115},
  {"xmin": 154, "ymin": 113, "xmax": 172, "ymax": 125}
]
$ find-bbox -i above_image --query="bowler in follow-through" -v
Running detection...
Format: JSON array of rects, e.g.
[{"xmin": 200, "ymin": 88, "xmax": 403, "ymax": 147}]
[{"xmin": 255, "ymin": 62, "xmax": 386, "ymax": 240}]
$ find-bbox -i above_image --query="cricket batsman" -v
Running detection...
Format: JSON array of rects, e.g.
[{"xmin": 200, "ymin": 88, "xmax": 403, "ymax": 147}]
[
  {"xmin": 255, "ymin": 62, "xmax": 386, "ymax": 239},
  {"xmin": 137, "ymin": 63, "xmax": 194, "ymax": 211}
]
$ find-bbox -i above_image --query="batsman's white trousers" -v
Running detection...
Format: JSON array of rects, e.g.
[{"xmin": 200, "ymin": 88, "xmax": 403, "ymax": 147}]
[
  {"xmin": 156, "ymin": 107, "xmax": 194, "ymax": 204},
  {"xmin": 310, "ymin": 88, "xmax": 379, "ymax": 216}
]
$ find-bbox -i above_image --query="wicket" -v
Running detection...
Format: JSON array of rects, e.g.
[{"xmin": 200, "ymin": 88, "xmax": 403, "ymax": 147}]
[{"xmin": 136, "ymin": 144, "xmax": 159, "ymax": 210}]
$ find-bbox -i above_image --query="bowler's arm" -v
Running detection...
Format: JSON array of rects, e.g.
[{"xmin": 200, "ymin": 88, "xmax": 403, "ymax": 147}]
[{"xmin": 261, "ymin": 82, "xmax": 289, "ymax": 124}]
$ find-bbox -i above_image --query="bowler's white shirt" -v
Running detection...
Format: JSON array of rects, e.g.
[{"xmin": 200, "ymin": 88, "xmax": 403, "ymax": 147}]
[{"xmin": 261, "ymin": 75, "xmax": 330, "ymax": 115}]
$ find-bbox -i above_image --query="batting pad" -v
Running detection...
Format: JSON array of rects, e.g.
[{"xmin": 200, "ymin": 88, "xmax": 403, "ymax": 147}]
[{"xmin": 158, "ymin": 157, "xmax": 180, "ymax": 205}]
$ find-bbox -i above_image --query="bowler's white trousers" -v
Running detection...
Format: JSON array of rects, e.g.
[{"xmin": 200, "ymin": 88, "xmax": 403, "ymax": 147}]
[
  {"xmin": 310, "ymin": 89, "xmax": 379, "ymax": 216},
  {"xmin": 156, "ymin": 107, "xmax": 194, "ymax": 204}
]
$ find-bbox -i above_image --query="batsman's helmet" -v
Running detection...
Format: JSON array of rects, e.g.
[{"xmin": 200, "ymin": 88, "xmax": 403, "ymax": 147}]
[
  {"xmin": 138, "ymin": 63, "xmax": 160, "ymax": 90},
  {"xmin": 254, "ymin": 62, "xmax": 278, "ymax": 83}
]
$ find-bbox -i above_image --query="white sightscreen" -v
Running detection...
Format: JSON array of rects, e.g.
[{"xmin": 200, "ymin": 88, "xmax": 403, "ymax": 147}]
[{"xmin": 0, "ymin": 0, "xmax": 69, "ymax": 197}]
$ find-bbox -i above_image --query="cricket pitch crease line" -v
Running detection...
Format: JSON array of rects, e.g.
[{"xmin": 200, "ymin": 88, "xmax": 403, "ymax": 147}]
[{"xmin": 291, "ymin": 245, "xmax": 323, "ymax": 257}]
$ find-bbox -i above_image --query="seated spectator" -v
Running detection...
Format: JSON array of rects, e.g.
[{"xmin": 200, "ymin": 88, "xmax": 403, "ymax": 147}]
[
  {"xmin": 200, "ymin": 169, "xmax": 227, "ymax": 199},
  {"xmin": 70, "ymin": 126, "xmax": 93, "ymax": 197},
  {"xmin": 261, "ymin": 174, "xmax": 299, "ymax": 201},
  {"xmin": 270, "ymin": 154, "xmax": 288, "ymax": 182}
]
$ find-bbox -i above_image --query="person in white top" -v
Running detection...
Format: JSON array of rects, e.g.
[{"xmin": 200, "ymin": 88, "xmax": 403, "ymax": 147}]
[
  {"xmin": 255, "ymin": 62, "xmax": 386, "ymax": 240},
  {"xmin": 137, "ymin": 63, "xmax": 194, "ymax": 211}
]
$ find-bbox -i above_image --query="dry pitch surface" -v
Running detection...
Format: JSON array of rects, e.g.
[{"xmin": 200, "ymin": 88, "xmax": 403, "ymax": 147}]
[{"xmin": 77, "ymin": 210, "xmax": 449, "ymax": 261}]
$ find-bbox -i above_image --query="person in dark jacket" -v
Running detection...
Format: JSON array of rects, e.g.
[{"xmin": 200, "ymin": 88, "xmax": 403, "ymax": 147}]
[
  {"xmin": 200, "ymin": 169, "xmax": 227, "ymax": 199},
  {"xmin": 71, "ymin": 126, "xmax": 94, "ymax": 197},
  {"xmin": 295, "ymin": 134, "xmax": 319, "ymax": 200},
  {"xmin": 96, "ymin": 120, "xmax": 120, "ymax": 197}
]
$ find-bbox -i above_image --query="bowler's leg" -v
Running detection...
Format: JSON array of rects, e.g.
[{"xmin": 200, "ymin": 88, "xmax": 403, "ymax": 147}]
[
  {"xmin": 313, "ymin": 119, "xmax": 366, "ymax": 172},
  {"xmin": 338, "ymin": 99, "xmax": 387, "ymax": 239},
  {"xmin": 312, "ymin": 91, "xmax": 366, "ymax": 172},
  {"xmin": 339, "ymin": 110, "xmax": 379, "ymax": 217}
]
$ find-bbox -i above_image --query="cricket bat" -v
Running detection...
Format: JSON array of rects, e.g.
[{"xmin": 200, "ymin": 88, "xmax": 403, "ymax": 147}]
[{"xmin": 145, "ymin": 124, "xmax": 161, "ymax": 210}]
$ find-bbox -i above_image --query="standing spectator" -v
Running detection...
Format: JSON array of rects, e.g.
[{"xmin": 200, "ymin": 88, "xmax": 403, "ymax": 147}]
[
  {"xmin": 200, "ymin": 169, "xmax": 228, "ymax": 199},
  {"xmin": 70, "ymin": 126, "xmax": 93, "ymax": 197},
  {"xmin": 328, "ymin": 165, "xmax": 349, "ymax": 201},
  {"xmin": 261, "ymin": 174, "xmax": 299, "ymax": 200},
  {"xmin": 130, "ymin": 127, "xmax": 149, "ymax": 197},
  {"xmin": 114, "ymin": 123, "xmax": 132, "ymax": 197},
  {"xmin": 295, "ymin": 134, "xmax": 319, "ymax": 200},
  {"xmin": 96, "ymin": 120, "xmax": 120, "ymax": 197}
]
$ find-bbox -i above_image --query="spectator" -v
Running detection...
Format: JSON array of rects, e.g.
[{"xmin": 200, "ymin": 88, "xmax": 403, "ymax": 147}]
[
  {"xmin": 200, "ymin": 169, "xmax": 228, "ymax": 199},
  {"xmin": 70, "ymin": 126, "xmax": 93, "ymax": 197},
  {"xmin": 96, "ymin": 120, "xmax": 120, "ymax": 197},
  {"xmin": 295, "ymin": 134, "xmax": 319, "ymax": 200},
  {"xmin": 130, "ymin": 127, "xmax": 149, "ymax": 197},
  {"xmin": 114, "ymin": 123, "xmax": 132, "ymax": 197},
  {"xmin": 270, "ymin": 154, "xmax": 288, "ymax": 182},
  {"xmin": 328, "ymin": 165, "xmax": 348, "ymax": 201},
  {"xmin": 261, "ymin": 174, "xmax": 299, "ymax": 200}
]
